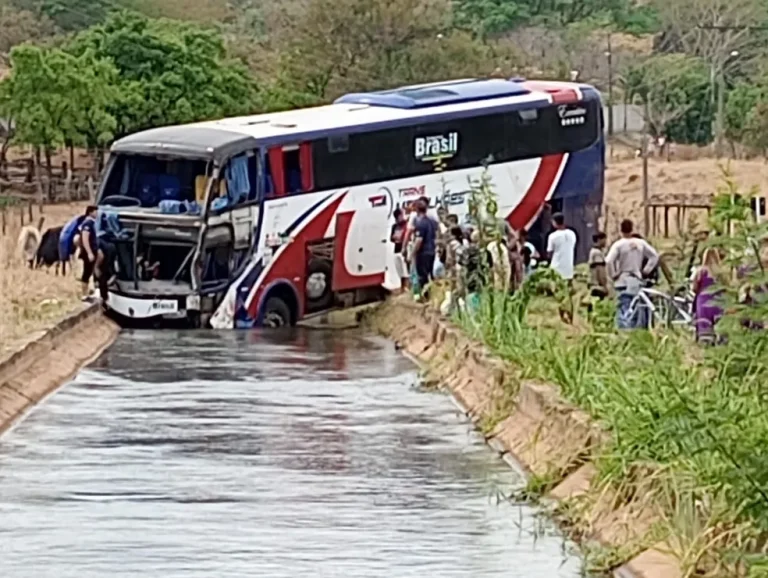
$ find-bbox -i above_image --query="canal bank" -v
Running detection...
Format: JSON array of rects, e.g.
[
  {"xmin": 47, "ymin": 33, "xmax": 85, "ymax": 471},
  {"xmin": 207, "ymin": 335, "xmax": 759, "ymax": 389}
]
[
  {"xmin": 0, "ymin": 304, "xmax": 119, "ymax": 434},
  {"xmin": 364, "ymin": 298, "xmax": 682, "ymax": 578}
]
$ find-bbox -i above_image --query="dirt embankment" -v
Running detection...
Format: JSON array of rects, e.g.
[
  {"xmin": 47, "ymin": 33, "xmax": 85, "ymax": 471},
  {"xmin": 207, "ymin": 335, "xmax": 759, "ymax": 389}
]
[
  {"xmin": 0, "ymin": 304, "xmax": 119, "ymax": 434},
  {"xmin": 0, "ymin": 202, "xmax": 88, "ymax": 355},
  {"xmin": 604, "ymin": 157, "xmax": 768, "ymax": 237},
  {"xmin": 365, "ymin": 298, "xmax": 681, "ymax": 578}
]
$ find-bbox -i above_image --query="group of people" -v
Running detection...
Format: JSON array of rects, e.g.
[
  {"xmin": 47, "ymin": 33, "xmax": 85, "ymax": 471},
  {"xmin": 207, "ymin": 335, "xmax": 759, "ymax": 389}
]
[
  {"xmin": 389, "ymin": 196, "xmax": 567, "ymax": 307},
  {"xmin": 389, "ymin": 196, "xmax": 669, "ymax": 329}
]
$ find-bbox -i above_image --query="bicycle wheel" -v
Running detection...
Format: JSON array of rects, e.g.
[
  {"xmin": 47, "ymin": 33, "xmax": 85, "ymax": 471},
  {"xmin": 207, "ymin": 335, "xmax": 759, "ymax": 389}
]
[
  {"xmin": 624, "ymin": 293, "xmax": 652, "ymax": 329},
  {"xmin": 646, "ymin": 291, "xmax": 670, "ymax": 328}
]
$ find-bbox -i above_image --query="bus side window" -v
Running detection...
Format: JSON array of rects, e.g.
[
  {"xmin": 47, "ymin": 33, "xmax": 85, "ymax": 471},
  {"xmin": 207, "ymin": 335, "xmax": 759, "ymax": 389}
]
[
  {"xmin": 266, "ymin": 144, "xmax": 314, "ymax": 197},
  {"xmin": 283, "ymin": 143, "xmax": 314, "ymax": 195},
  {"xmin": 284, "ymin": 147, "xmax": 302, "ymax": 194}
]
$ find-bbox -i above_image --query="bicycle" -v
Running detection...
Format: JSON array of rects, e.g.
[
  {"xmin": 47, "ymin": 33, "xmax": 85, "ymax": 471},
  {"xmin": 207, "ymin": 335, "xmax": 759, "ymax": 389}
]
[{"xmin": 625, "ymin": 281, "xmax": 694, "ymax": 330}]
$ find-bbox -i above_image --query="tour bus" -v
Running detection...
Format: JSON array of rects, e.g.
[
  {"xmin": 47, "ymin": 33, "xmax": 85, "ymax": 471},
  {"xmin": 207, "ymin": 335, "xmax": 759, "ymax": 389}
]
[{"xmin": 94, "ymin": 77, "xmax": 604, "ymax": 328}]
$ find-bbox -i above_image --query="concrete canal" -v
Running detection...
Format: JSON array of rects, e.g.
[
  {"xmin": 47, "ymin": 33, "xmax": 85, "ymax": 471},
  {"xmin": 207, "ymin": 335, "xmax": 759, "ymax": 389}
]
[{"xmin": 0, "ymin": 328, "xmax": 583, "ymax": 577}]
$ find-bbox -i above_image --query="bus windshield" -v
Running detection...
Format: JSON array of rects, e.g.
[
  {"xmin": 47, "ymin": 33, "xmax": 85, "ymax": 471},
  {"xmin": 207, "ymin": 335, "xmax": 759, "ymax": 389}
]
[{"xmin": 99, "ymin": 154, "xmax": 210, "ymax": 210}]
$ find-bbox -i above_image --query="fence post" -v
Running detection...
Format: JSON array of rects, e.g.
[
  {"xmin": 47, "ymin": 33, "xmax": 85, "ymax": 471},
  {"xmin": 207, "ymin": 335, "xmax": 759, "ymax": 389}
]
[
  {"xmin": 18, "ymin": 204, "xmax": 24, "ymax": 227},
  {"xmin": 1, "ymin": 206, "xmax": 6, "ymax": 235},
  {"xmin": 27, "ymin": 203, "xmax": 33, "ymax": 224}
]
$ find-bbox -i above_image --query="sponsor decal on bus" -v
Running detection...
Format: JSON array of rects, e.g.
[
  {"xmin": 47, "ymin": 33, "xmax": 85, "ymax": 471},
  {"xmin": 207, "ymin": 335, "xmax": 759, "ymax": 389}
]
[
  {"xmin": 414, "ymin": 132, "xmax": 459, "ymax": 162},
  {"xmin": 398, "ymin": 185, "xmax": 426, "ymax": 198}
]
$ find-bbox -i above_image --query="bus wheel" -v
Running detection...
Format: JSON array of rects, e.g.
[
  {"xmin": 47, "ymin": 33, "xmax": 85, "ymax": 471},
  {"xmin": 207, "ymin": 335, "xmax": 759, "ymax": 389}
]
[
  {"xmin": 306, "ymin": 258, "xmax": 333, "ymax": 311},
  {"xmin": 263, "ymin": 297, "xmax": 291, "ymax": 328}
]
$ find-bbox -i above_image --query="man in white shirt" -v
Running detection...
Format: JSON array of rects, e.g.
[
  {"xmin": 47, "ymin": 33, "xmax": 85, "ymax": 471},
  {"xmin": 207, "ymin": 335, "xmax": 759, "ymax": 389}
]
[
  {"xmin": 546, "ymin": 213, "xmax": 577, "ymax": 281},
  {"xmin": 605, "ymin": 219, "xmax": 660, "ymax": 329}
]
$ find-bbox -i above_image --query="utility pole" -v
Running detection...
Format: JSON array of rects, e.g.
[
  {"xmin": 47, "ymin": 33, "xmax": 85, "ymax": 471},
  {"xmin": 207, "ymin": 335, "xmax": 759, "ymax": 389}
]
[
  {"xmin": 606, "ymin": 32, "xmax": 614, "ymax": 137},
  {"xmin": 643, "ymin": 97, "xmax": 650, "ymax": 237}
]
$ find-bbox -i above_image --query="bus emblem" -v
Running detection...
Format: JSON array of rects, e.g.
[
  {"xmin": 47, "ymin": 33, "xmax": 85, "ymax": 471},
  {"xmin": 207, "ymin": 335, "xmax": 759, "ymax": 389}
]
[
  {"xmin": 414, "ymin": 132, "xmax": 459, "ymax": 162},
  {"xmin": 558, "ymin": 104, "xmax": 587, "ymax": 126},
  {"xmin": 368, "ymin": 194, "xmax": 387, "ymax": 208}
]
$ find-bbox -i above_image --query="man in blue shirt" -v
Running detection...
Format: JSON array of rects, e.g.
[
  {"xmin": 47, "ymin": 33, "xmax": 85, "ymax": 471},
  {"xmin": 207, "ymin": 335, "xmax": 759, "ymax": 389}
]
[
  {"xmin": 78, "ymin": 205, "xmax": 99, "ymax": 301},
  {"xmin": 411, "ymin": 198, "xmax": 438, "ymax": 298}
]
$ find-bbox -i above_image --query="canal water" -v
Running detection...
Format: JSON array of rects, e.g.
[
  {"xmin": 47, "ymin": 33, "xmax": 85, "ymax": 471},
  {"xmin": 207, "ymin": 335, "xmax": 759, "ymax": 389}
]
[{"xmin": 0, "ymin": 329, "xmax": 582, "ymax": 577}]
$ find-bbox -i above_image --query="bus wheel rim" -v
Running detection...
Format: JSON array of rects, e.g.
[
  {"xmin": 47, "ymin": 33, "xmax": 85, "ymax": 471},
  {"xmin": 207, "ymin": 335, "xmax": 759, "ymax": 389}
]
[{"xmin": 265, "ymin": 311, "xmax": 285, "ymax": 327}]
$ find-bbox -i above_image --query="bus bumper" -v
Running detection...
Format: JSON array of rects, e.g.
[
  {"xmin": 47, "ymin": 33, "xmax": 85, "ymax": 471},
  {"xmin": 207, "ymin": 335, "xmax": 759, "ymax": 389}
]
[{"xmin": 106, "ymin": 291, "xmax": 200, "ymax": 320}]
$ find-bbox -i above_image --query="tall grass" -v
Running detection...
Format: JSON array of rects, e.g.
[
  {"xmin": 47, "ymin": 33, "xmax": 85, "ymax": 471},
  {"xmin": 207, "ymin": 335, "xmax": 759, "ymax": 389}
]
[
  {"xmin": 444, "ymin": 169, "xmax": 768, "ymax": 575},
  {"xmin": 455, "ymin": 283, "xmax": 768, "ymax": 574},
  {"xmin": 0, "ymin": 203, "xmax": 85, "ymax": 354}
]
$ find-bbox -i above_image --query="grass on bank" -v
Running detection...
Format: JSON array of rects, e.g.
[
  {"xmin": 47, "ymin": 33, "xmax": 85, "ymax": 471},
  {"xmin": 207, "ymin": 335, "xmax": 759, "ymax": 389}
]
[
  {"xmin": 0, "ymin": 203, "xmax": 86, "ymax": 355},
  {"xmin": 451, "ymin": 277, "xmax": 768, "ymax": 577}
]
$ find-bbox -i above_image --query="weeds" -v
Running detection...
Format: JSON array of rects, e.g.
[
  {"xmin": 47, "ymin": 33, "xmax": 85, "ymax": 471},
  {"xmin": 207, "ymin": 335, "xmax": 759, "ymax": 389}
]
[{"xmin": 443, "ymin": 168, "xmax": 768, "ymax": 575}]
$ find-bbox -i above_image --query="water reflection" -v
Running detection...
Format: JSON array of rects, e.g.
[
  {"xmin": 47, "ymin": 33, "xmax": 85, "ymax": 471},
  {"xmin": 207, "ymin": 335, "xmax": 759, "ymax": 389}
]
[{"xmin": 0, "ymin": 329, "xmax": 583, "ymax": 577}]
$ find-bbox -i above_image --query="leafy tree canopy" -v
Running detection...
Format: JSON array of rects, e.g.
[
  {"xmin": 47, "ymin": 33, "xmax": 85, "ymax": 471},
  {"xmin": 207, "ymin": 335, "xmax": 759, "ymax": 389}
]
[
  {"xmin": 452, "ymin": 0, "xmax": 660, "ymax": 37},
  {"xmin": 10, "ymin": 0, "xmax": 117, "ymax": 30},
  {"xmin": 627, "ymin": 53, "xmax": 714, "ymax": 144},
  {"xmin": 273, "ymin": 0, "xmax": 515, "ymax": 102},
  {"xmin": 65, "ymin": 11, "xmax": 257, "ymax": 137},
  {"xmin": 1, "ymin": 43, "xmax": 118, "ymax": 182}
]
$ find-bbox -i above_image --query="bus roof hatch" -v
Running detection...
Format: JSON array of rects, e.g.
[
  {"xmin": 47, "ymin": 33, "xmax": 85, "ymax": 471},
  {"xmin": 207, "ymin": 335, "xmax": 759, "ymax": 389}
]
[{"xmin": 334, "ymin": 78, "xmax": 531, "ymax": 109}]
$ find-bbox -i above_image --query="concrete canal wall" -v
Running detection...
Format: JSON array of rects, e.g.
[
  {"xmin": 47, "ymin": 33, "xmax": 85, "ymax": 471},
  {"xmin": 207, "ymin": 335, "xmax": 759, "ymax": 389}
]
[
  {"xmin": 365, "ymin": 298, "xmax": 682, "ymax": 578},
  {"xmin": 0, "ymin": 304, "xmax": 119, "ymax": 434}
]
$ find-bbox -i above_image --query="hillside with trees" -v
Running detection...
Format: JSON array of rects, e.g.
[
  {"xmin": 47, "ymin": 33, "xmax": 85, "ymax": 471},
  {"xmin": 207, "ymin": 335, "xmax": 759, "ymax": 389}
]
[{"xmin": 0, "ymin": 0, "xmax": 768, "ymax": 182}]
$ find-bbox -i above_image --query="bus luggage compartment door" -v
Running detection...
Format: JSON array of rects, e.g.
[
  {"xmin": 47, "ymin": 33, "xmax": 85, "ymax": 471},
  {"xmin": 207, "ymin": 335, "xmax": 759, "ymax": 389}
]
[{"xmin": 332, "ymin": 210, "xmax": 387, "ymax": 292}]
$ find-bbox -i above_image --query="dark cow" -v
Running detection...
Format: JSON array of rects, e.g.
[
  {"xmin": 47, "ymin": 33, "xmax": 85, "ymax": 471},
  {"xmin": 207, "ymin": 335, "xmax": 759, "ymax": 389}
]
[{"xmin": 35, "ymin": 226, "xmax": 67, "ymax": 275}]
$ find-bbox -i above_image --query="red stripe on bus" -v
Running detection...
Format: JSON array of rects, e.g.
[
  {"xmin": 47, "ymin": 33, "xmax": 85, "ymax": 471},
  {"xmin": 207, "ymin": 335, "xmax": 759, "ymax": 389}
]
[
  {"xmin": 247, "ymin": 192, "xmax": 348, "ymax": 319},
  {"xmin": 506, "ymin": 154, "xmax": 564, "ymax": 231}
]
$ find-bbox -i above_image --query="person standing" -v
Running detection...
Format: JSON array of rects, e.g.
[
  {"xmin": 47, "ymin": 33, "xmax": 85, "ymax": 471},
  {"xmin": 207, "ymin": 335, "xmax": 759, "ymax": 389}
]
[
  {"xmin": 411, "ymin": 199, "xmax": 438, "ymax": 299},
  {"xmin": 546, "ymin": 213, "xmax": 577, "ymax": 283},
  {"xmin": 519, "ymin": 229, "xmax": 539, "ymax": 276},
  {"xmin": 692, "ymin": 247, "xmax": 726, "ymax": 344},
  {"xmin": 588, "ymin": 232, "xmax": 610, "ymax": 299},
  {"xmin": 390, "ymin": 208, "xmax": 409, "ymax": 292},
  {"xmin": 606, "ymin": 219, "xmax": 660, "ymax": 329},
  {"xmin": 78, "ymin": 205, "xmax": 99, "ymax": 301}
]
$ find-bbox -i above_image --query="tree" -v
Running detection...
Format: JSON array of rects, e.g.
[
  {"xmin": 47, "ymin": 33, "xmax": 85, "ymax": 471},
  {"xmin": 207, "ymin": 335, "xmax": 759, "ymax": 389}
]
[
  {"xmin": 11, "ymin": 0, "xmax": 116, "ymax": 30},
  {"xmin": 451, "ymin": 0, "xmax": 654, "ymax": 38},
  {"xmin": 655, "ymin": 0, "xmax": 767, "ymax": 64},
  {"xmin": 724, "ymin": 82, "xmax": 763, "ymax": 146},
  {"xmin": 654, "ymin": 0, "xmax": 768, "ymax": 153},
  {"xmin": 742, "ymin": 100, "xmax": 768, "ymax": 154},
  {"xmin": 628, "ymin": 53, "xmax": 713, "ymax": 144},
  {"xmin": 127, "ymin": 0, "xmax": 230, "ymax": 22},
  {"xmin": 274, "ymin": 0, "xmax": 512, "ymax": 100},
  {"xmin": 3, "ymin": 44, "xmax": 117, "ymax": 192},
  {"xmin": 0, "ymin": 3, "xmax": 54, "ymax": 57},
  {"xmin": 66, "ymin": 11, "xmax": 257, "ymax": 137}
]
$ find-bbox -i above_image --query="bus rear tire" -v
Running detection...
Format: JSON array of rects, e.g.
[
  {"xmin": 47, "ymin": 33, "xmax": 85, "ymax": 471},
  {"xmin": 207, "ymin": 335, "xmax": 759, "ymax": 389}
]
[
  {"xmin": 264, "ymin": 297, "xmax": 291, "ymax": 328},
  {"xmin": 306, "ymin": 258, "xmax": 333, "ymax": 311}
]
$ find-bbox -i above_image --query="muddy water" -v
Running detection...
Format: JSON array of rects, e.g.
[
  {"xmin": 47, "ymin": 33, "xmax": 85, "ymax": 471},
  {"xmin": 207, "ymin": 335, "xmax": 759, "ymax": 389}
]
[{"xmin": 0, "ymin": 329, "xmax": 582, "ymax": 577}]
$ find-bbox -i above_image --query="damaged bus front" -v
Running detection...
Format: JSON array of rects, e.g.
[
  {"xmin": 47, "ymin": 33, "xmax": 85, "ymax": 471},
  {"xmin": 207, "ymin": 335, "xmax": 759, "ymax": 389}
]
[{"xmin": 97, "ymin": 125, "xmax": 261, "ymax": 327}]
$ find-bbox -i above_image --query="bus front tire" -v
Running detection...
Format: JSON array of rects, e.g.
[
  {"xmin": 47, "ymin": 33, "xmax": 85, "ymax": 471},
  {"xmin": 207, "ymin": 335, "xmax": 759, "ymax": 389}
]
[{"xmin": 263, "ymin": 297, "xmax": 291, "ymax": 328}]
